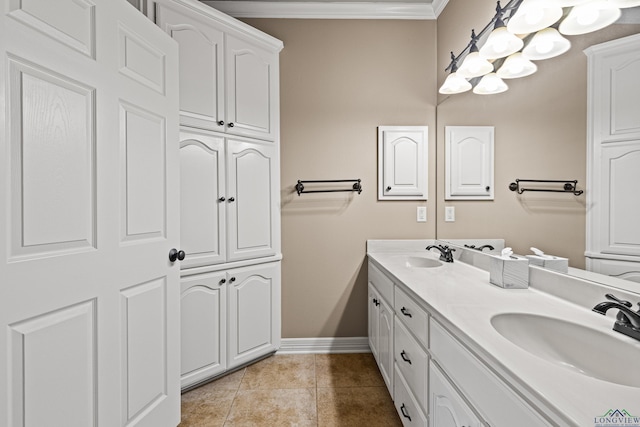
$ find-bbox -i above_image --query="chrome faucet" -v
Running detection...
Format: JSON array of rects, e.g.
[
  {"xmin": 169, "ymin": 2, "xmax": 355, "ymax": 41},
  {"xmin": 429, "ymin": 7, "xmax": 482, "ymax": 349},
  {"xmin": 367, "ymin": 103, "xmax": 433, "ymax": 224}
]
[
  {"xmin": 592, "ymin": 294, "xmax": 640, "ymax": 341},
  {"xmin": 426, "ymin": 245, "xmax": 455, "ymax": 263}
]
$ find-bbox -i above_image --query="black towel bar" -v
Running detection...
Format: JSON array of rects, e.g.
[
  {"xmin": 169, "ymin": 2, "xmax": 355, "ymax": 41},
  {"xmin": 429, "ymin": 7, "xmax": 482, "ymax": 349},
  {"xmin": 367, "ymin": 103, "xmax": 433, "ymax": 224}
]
[{"xmin": 295, "ymin": 179, "xmax": 362, "ymax": 196}]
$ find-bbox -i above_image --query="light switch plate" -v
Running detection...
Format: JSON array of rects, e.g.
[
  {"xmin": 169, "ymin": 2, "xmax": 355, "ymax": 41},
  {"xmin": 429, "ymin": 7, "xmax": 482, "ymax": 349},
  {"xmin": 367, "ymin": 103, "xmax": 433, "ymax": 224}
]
[
  {"xmin": 417, "ymin": 206, "xmax": 427, "ymax": 222},
  {"xmin": 445, "ymin": 206, "xmax": 455, "ymax": 222}
]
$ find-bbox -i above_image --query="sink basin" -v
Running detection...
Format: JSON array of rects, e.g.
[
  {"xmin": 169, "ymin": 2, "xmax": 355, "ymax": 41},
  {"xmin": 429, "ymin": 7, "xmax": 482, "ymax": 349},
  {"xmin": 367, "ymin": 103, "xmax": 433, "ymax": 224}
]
[
  {"xmin": 491, "ymin": 313, "xmax": 640, "ymax": 387},
  {"xmin": 404, "ymin": 256, "xmax": 442, "ymax": 268}
]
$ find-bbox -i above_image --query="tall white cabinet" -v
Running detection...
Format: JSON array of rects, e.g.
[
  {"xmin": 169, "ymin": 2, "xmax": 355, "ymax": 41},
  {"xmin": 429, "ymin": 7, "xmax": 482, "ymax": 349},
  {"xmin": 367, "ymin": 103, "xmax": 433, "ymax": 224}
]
[
  {"xmin": 585, "ymin": 34, "xmax": 640, "ymax": 283},
  {"xmin": 146, "ymin": 0, "xmax": 283, "ymax": 389}
]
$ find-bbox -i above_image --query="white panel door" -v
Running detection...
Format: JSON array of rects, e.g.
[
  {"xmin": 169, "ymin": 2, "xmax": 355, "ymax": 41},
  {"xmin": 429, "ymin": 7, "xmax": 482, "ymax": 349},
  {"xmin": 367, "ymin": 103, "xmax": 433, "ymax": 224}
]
[
  {"xmin": 0, "ymin": 1, "xmax": 180, "ymax": 426},
  {"xmin": 225, "ymin": 35, "xmax": 278, "ymax": 141},
  {"xmin": 378, "ymin": 126, "xmax": 428, "ymax": 200},
  {"xmin": 445, "ymin": 126, "xmax": 494, "ymax": 200},
  {"xmin": 228, "ymin": 263, "xmax": 281, "ymax": 369},
  {"xmin": 226, "ymin": 140, "xmax": 277, "ymax": 262},
  {"xmin": 180, "ymin": 130, "xmax": 226, "ymax": 268},
  {"xmin": 155, "ymin": 0, "xmax": 225, "ymax": 132},
  {"xmin": 180, "ymin": 272, "xmax": 227, "ymax": 388}
]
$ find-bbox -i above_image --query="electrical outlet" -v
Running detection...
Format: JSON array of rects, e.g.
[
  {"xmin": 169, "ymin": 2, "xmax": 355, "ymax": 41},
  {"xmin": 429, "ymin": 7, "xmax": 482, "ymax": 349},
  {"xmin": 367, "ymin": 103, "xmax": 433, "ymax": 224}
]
[
  {"xmin": 445, "ymin": 206, "xmax": 455, "ymax": 222},
  {"xmin": 417, "ymin": 206, "xmax": 427, "ymax": 222}
]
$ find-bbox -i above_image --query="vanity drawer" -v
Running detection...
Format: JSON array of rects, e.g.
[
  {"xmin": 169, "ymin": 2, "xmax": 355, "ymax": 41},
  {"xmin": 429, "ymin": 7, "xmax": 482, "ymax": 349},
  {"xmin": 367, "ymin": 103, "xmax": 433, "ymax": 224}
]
[
  {"xmin": 430, "ymin": 320, "xmax": 550, "ymax": 427},
  {"xmin": 369, "ymin": 262, "xmax": 394, "ymax": 305},
  {"xmin": 429, "ymin": 362, "xmax": 483, "ymax": 427},
  {"xmin": 394, "ymin": 286, "xmax": 428, "ymax": 348},
  {"xmin": 394, "ymin": 364, "xmax": 428, "ymax": 427},
  {"xmin": 394, "ymin": 317, "xmax": 428, "ymax": 412}
]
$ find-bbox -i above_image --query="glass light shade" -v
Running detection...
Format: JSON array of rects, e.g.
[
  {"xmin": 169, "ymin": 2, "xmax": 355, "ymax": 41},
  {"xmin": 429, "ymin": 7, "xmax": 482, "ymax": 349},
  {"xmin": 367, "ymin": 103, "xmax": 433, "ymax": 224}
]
[
  {"xmin": 439, "ymin": 72, "xmax": 472, "ymax": 94},
  {"xmin": 479, "ymin": 27, "xmax": 525, "ymax": 59},
  {"xmin": 473, "ymin": 73, "xmax": 509, "ymax": 94},
  {"xmin": 456, "ymin": 52, "xmax": 494, "ymax": 78},
  {"xmin": 608, "ymin": 0, "xmax": 640, "ymax": 7},
  {"xmin": 506, "ymin": 0, "xmax": 563, "ymax": 34},
  {"xmin": 522, "ymin": 28, "xmax": 571, "ymax": 60},
  {"xmin": 496, "ymin": 53, "xmax": 537, "ymax": 78},
  {"xmin": 559, "ymin": 1, "xmax": 621, "ymax": 35}
]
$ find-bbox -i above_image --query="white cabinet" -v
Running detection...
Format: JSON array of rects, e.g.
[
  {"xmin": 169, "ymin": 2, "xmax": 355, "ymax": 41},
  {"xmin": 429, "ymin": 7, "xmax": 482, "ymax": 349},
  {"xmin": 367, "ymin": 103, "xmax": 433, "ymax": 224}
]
[
  {"xmin": 394, "ymin": 365, "xmax": 429, "ymax": 427},
  {"xmin": 445, "ymin": 126, "xmax": 494, "ymax": 200},
  {"xmin": 368, "ymin": 282, "xmax": 394, "ymax": 392},
  {"xmin": 181, "ymin": 262, "xmax": 280, "ymax": 388},
  {"xmin": 179, "ymin": 130, "xmax": 278, "ymax": 268},
  {"xmin": 585, "ymin": 34, "xmax": 640, "ymax": 280},
  {"xmin": 377, "ymin": 126, "xmax": 428, "ymax": 200},
  {"xmin": 153, "ymin": 0, "xmax": 280, "ymax": 141},
  {"xmin": 228, "ymin": 263, "xmax": 281, "ymax": 369},
  {"xmin": 150, "ymin": 0, "xmax": 283, "ymax": 389},
  {"xmin": 429, "ymin": 363, "xmax": 482, "ymax": 427},
  {"xmin": 180, "ymin": 272, "xmax": 227, "ymax": 388}
]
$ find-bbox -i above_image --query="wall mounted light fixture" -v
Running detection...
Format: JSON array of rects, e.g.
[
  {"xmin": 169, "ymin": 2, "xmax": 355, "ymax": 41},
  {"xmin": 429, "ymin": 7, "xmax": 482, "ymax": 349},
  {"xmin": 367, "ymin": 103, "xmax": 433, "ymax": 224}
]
[{"xmin": 439, "ymin": 0, "xmax": 635, "ymax": 95}]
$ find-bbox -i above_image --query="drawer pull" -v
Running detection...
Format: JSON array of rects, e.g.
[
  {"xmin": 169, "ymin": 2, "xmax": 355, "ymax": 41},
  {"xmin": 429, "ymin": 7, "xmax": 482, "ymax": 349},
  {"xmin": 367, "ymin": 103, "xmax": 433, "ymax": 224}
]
[
  {"xmin": 400, "ymin": 403, "xmax": 412, "ymax": 421},
  {"xmin": 400, "ymin": 350, "xmax": 412, "ymax": 364},
  {"xmin": 401, "ymin": 307, "xmax": 412, "ymax": 318},
  {"xmin": 372, "ymin": 298, "xmax": 380, "ymax": 306}
]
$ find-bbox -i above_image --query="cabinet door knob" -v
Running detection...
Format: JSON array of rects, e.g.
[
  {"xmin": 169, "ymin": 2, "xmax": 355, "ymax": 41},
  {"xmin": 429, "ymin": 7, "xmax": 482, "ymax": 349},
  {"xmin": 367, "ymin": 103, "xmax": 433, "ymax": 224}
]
[
  {"xmin": 217, "ymin": 120, "xmax": 225, "ymax": 126},
  {"xmin": 168, "ymin": 248, "xmax": 185, "ymax": 262},
  {"xmin": 486, "ymin": 186, "xmax": 490, "ymax": 191},
  {"xmin": 400, "ymin": 350, "xmax": 412, "ymax": 364},
  {"xmin": 228, "ymin": 122, "xmax": 235, "ymax": 128},
  {"xmin": 220, "ymin": 278, "xmax": 226, "ymax": 284},
  {"xmin": 218, "ymin": 197, "xmax": 226, "ymax": 202},
  {"xmin": 386, "ymin": 186, "xmax": 391, "ymax": 191},
  {"xmin": 229, "ymin": 277, "xmax": 236, "ymax": 283},
  {"xmin": 400, "ymin": 404, "xmax": 412, "ymax": 421},
  {"xmin": 228, "ymin": 197, "xmax": 235, "ymax": 202},
  {"xmin": 400, "ymin": 307, "xmax": 412, "ymax": 318}
]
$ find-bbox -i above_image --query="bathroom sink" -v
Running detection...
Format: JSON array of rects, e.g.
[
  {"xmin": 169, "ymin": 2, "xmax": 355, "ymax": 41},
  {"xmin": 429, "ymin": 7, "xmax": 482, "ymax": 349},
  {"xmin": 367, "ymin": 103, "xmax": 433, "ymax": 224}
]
[
  {"xmin": 404, "ymin": 256, "xmax": 442, "ymax": 268},
  {"xmin": 491, "ymin": 313, "xmax": 640, "ymax": 387}
]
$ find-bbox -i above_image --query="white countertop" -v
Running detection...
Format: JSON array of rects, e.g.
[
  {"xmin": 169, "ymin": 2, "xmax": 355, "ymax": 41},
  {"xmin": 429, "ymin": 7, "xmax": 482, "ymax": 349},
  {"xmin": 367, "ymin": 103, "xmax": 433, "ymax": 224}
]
[{"xmin": 367, "ymin": 241, "xmax": 640, "ymax": 427}]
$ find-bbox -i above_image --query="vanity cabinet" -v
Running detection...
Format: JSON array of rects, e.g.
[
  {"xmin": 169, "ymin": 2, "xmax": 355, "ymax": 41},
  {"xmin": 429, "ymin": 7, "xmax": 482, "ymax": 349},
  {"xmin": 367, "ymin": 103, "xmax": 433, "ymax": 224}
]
[
  {"xmin": 368, "ymin": 265, "xmax": 394, "ymax": 392},
  {"xmin": 429, "ymin": 363, "xmax": 482, "ymax": 427},
  {"xmin": 180, "ymin": 130, "xmax": 278, "ymax": 268},
  {"xmin": 152, "ymin": 0, "xmax": 280, "ymax": 141},
  {"xmin": 180, "ymin": 262, "xmax": 280, "ymax": 389}
]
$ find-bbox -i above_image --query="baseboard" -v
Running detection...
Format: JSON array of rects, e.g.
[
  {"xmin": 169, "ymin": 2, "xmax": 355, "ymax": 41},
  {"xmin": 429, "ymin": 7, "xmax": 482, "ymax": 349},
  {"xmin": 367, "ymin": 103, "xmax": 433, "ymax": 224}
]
[{"xmin": 277, "ymin": 337, "xmax": 371, "ymax": 354}]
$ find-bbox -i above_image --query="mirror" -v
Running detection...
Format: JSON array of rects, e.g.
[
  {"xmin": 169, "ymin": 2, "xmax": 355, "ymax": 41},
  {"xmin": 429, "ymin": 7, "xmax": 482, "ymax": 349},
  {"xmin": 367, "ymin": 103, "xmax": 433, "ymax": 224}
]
[{"xmin": 434, "ymin": 3, "xmax": 640, "ymax": 294}]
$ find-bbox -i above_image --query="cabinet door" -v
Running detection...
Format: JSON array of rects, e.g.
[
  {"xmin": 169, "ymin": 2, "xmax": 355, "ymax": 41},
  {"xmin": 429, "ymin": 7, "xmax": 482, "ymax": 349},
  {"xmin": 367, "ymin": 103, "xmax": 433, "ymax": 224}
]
[
  {"xmin": 180, "ymin": 131, "xmax": 226, "ymax": 267},
  {"xmin": 445, "ymin": 126, "xmax": 494, "ymax": 200},
  {"xmin": 155, "ymin": 1, "xmax": 225, "ymax": 131},
  {"xmin": 378, "ymin": 297, "xmax": 395, "ymax": 393},
  {"xmin": 225, "ymin": 35, "xmax": 278, "ymax": 141},
  {"xmin": 180, "ymin": 272, "xmax": 227, "ymax": 389},
  {"xmin": 595, "ymin": 141, "xmax": 640, "ymax": 257},
  {"xmin": 430, "ymin": 363, "xmax": 482, "ymax": 427},
  {"xmin": 378, "ymin": 126, "xmax": 428, "ymax": 200},
  {"xmin": 228, "ymin": 263, "xmax": 281, "ymax": 368},
  {"xmin": 368, "ymin": 284, "xmax": 380, "ymax": 359},
  {"xmin": 226, "ymin": 140, "xmax": 278, "ymax": 262}
]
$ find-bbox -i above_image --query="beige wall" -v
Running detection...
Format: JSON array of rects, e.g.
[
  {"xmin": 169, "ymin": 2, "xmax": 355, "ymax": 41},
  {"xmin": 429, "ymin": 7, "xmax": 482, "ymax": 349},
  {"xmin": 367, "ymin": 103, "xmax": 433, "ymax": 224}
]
[
  {"xmin": 436, "ymin": 0, "xmax": 640, "ymax": 268},
  {"xmin": 243, "ymin": 19, "xmax": 438, "ymax": 338}
]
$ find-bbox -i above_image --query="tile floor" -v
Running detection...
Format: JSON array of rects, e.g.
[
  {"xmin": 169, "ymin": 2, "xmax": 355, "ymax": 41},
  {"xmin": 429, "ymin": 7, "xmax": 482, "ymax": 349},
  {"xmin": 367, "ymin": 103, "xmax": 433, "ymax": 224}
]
[{"xmin": 180, "ymin": 353, "xmax": 403, "ymax": 426}]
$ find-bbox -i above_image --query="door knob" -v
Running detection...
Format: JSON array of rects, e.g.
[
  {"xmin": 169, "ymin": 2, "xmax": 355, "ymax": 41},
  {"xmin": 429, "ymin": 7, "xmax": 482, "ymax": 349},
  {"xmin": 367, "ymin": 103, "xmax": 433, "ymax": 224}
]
[
  {"xmin": 218, "ymin": 196, "xmax": 226, "ymax": 202},
  {"xmin": 228, "ymin": 122, "xmax": 235, "ymax": 128},
  {"xmin": 228, "ymin": 197, "xmax": 235, "ymax": 202},
  {"xmin": 169, "ymin": 248, "xmax": 186, "ymax": 262},
  {"xmin": 217, "ymin": 120, "xmax": 224, "ymax": 126}
]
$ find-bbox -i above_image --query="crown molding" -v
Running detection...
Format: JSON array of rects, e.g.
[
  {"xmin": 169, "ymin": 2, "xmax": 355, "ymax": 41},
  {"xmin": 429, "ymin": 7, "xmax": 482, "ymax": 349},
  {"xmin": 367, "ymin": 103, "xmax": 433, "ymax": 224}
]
[{"xmin": 201, "ymin": 1, "xmax": 441, "ymax": 19}]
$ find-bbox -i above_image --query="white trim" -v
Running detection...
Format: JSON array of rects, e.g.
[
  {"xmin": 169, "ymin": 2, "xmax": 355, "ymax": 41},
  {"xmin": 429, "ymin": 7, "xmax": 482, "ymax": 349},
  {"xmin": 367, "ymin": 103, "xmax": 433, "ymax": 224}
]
[
  {"xmin": 201, "ymin": 1, "xmax": 437, "ymax": 19},
  {"xmin": 276, "ymin": 337, "xmax": 371, "ymax": 354},
  {"xmin": 431, "ymin": 0, "xmax": 449, "ymax": 18}
]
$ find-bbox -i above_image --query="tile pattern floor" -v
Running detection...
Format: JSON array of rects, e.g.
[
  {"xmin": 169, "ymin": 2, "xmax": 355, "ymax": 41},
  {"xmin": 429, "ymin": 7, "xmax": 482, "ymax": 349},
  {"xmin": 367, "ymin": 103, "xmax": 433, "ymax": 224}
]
[{"xmin": 180, "ymin": 353, "xmax": 403, "ymax": 426}]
